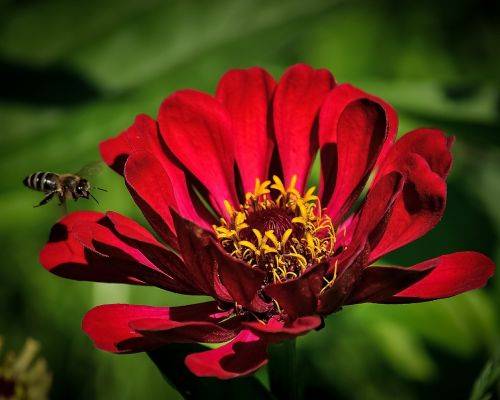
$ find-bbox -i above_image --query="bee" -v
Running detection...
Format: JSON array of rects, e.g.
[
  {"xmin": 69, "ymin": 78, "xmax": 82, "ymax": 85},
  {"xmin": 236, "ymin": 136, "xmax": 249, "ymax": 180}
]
[{"xmin": 23, "ymin": 162, "xmax": 106, "ymax": 208}]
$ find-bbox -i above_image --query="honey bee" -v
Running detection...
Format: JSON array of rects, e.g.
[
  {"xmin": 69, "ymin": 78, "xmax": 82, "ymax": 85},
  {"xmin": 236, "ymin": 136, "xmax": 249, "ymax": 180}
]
[{"xmin": 23, "ymin": 162, "xmax": 106, "ymax": 208}]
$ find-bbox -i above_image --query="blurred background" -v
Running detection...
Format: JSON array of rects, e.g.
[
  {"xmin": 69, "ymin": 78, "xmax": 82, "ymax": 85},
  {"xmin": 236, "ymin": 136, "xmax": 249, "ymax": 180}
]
[{"xmin": 1, "ymin": 0, "xmax": 499, "ymax": 398}]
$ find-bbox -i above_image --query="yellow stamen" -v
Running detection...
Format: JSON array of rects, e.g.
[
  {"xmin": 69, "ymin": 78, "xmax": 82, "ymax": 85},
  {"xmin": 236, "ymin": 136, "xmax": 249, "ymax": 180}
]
[{"xmin": 214, "ymin": 175, "xmax": 337, "ymax": 289}]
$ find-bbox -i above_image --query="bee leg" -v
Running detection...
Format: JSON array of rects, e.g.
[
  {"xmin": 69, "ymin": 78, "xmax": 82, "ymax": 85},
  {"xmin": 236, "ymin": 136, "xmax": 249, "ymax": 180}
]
[
  {"xmin": 34, "ymin": 191, "xmax": 56, "ymax": 207},
  {"xmin": 58, "ymin": 192, "xmax": 65, "ymax": 205}
]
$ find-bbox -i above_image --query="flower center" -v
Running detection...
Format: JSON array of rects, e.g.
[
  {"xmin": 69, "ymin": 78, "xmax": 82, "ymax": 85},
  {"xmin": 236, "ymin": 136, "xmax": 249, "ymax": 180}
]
[{"xmin": 214, "ymin": 176, "xmax": 337, "ymax": 284}]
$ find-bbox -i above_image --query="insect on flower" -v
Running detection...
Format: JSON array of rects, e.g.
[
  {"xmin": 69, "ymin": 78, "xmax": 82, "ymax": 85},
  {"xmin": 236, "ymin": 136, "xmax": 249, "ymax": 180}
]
[{"xmin": 39, "ymin": 64, "xmax": 495, "ymax": 379}]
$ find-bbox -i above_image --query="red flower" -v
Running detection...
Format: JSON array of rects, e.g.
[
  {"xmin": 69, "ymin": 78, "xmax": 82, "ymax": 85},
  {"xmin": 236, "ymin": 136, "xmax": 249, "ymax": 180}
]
[{"xmin": 40, "ymin": 64, "xmax": 495, "ymax": 379}]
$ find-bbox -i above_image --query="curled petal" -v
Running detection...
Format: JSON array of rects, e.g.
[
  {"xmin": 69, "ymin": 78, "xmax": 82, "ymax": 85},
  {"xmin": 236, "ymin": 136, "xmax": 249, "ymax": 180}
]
[
  {"xmin": 185, "ymin": 330, "xmax": 268, "ymax": 379},
  {"xmin": 273, "ymin": 64, "xmax": 335, "ymax": 192},
  {"xmin": 376, "ymin": 128, "xmax": 453, "ymax": 182},
  {"xmin": 216, "ymin": 67, "xmax": 276, "ymax": 194},
  {"xmin": 322, "ymin": 95, "xmax": 388, "ymax": 224},
  {"xmin": 369, "ymin": 154, "xmax": 447, "ymax": 262},
  {"xmin": 381, "ymin": 252, "xmax": 495, "ymax": 303},
  {"xmin": 319, "ymin": 83, "xmax": 398, "ymax": 206},
  {"xmin": 83, "ymin": 302, "xmax": 239, "ymax": 353}
]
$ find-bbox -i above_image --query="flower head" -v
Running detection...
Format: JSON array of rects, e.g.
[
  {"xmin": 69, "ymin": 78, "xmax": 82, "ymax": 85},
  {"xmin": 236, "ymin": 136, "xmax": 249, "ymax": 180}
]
[{"xmin": 40, "ymin": 64, "xmax": 495, "ymax": 379}]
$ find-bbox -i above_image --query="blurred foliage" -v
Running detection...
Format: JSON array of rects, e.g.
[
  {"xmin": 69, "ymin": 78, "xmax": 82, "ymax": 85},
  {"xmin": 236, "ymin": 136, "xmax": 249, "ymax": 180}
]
[
  {"xmin": 0, "ymin": 0, "xmax": 498, "ymax": 399},
  {"xmin": 469, "ymin": 348, "xmax": 500, "ymax": 400},
  {"xmin": 0, "ymin": 337, "xmax": 52, "ymax": 399}
]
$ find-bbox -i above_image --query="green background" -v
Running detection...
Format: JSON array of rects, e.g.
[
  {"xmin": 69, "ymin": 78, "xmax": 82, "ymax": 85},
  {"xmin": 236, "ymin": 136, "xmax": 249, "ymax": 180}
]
[{"xmin": 1, "ymin": 0, "xmax": 499, "ymax": 398}]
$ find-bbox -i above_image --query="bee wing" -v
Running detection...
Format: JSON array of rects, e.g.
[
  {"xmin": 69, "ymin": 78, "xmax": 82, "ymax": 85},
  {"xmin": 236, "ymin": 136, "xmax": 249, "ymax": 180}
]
[{"xmin": 75, "ymin": 160, "xmax": 105, "ymax": 178}]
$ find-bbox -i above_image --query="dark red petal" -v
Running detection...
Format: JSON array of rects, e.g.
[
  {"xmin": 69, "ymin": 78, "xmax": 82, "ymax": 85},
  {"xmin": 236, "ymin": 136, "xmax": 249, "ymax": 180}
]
[
  {"xmin": 350, "ymin": 171, "xmax": 404, "ymax": 245},
  {"xmin": 216, "ymin": 67, "xmax": 276, "ymax": 193},
  {"xmin": 70, "ymin": 217, "xmax": 199, "ymax": 295},
  {"xmin": 104, "ymin": 211, "xmax": 201, "ymax": 293},
  {"xmin": 172, "ymin": 211, "xmax": 232, "ymax": 301},
  {"xmin": 215, "ymin": 248, "xmax": 269, "ymax": 313},
  {"xmin": 369, "ymin": 154, "xmax": 447, "ymax": 262},
  {"xmin": 99, "ymin": 114, "xmax": 158, "ymax": 175},
  {"xmin": 185, "ymin": 330, "xmax": 268, "ymax": 379},
  {"xmin": 317, "ymin": 244, "xmax": 370, "ymax": 315},
  {"xmin": 319, "ymin": 83, "xmax": 398, "ymax": 205},
  {"xmin": 83, "ymin": 302, "xmax": 238, "ymax": 353},
  {"xmin": 264, "ymin": 262, "xmax": 328, "ymax": 319},
  {"xmin": 345, "ymin": 265, "xmax": 434, "ymax": 304},
  {"xmin": 101, "ymin": 115, "xmax": 215, "ymax": 232},
  {"xmin": 382, "ymin": 252, "xmax": 496, "ymax": 302},
  {"xmin": 158, "ymin": 89, "xmax": 239, "ymax": 214},
  {"xmin": 376, "ymin": 128, "xmax": 453, "ymax": 182},
  {"xmin": 40, "ymin": 211, "xmax": 144, "ymax": 285},
  {"xmin": 242, "ymin": 315, "xmax": 322, "ymax": 342},
  {"xmin": 130, "ymin": 302, "xmax": 241, "ymax": 344},
  {"xmin": 273, "ymin": 64, "xmax": 335, "ymax": 192},
  {"xmin": 124, "ymin": 151, "xmax": 179, "ymax": 250},
  {"xmin": 83, "ymin": 304, "xmax": 171, "ymax": 353},
  {"xmin": 323, "ymin": 97, "xmax": 388, "ymax": 225}
]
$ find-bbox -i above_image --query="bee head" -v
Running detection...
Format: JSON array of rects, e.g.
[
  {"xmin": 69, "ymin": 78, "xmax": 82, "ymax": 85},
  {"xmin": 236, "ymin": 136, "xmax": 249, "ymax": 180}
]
[{"xmin": 76, "ymin": 179, "xmax": 91, "ymax": 199}]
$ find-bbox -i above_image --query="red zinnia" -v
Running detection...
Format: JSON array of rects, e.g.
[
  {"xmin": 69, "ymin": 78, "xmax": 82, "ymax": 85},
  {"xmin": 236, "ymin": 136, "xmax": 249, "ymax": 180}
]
[{"xmin": 40, "ymin": 64, "xmax": 495, "ymax": 379}]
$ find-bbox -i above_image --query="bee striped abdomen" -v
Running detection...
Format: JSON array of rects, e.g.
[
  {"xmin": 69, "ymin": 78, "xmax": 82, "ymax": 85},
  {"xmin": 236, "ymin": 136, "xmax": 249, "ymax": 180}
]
[{"xmin": 23, "ymin": 172, "xmax": 58, "ymax": 192}]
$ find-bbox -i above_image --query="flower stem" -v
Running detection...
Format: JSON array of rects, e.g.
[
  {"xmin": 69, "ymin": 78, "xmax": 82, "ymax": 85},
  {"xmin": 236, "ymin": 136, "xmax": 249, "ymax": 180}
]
[{"xmin": 268, "ymin": 338, "xmax": 298, "ymax": 400}]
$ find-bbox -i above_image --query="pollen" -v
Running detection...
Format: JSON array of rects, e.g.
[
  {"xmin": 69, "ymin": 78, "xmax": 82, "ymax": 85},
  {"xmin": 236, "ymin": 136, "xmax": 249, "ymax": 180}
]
[{"xmin": 213, "ymin": 176, "xmax": 337, "ymax": 284}]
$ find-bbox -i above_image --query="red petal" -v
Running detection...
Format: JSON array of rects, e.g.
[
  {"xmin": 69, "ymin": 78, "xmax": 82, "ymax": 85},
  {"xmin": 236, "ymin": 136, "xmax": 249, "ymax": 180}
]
[
  {"xmin": 264, "ymin": 262, "xmax": 328, "ymax": 319},
  {"xmin": 216, "ymin": 67, "xmax": 276, "ymax": 193},
  {"xmin": 215, "ymin": 248, "xmax": 269, "ymax": 313},
  {"xmin": 158, "ymin": 89, "xmax": 239, "ymax": 214},
  {"xmin": 103, "ymin": 211, "xmax": 199, "ymax": 292},
  {"xmin": 242, "ymin": 315, "xmax": 322, "ymax": 342},
  {"xmin": 317, "ymin": 244, "xmax": 370, "ymax": 315},
  {"xmin": 40, "ymin": 211, "xmax": 143, "ymax": 285},
  {"xmin": 101, "ymin": 115, "xmax": 214, "ymax": 233},
  {"xmin": 345, "ymin": 265, "xmax": 434, "ymax": 304},
  {"xmin": 376, "ymin": 128, "xmax": 453, "ymax": 182},
  {"xmin": 130, "ymin": 303, "xmax": 241, "ymax": 344},
  {"xmin": 99, "ymin": 114, "xmax": 158, "ymax": 175},
  {"xmin": 384, "ymin": 252, "xmax": 496, "ymax": 302},
  {"xmin": 71, "ymin": 217, "xmax": 200, "ymax": 295},
  {"xmin": 172, "ymin": 211, "xmax": 232, "ymax": 301},
  {"xmin": 369, "ymin": 154, "xmax": 447, "ymax": 262},
  {"xmin": 319, "ymin": 83, "xmax": 398, "ymax": 206},
  {"xmin": 273, "ymin": 64, "xmax": 335, "ymax": 192},
  {"xmin": 124, "ymin": 151, "xmax": 179, "ymax": 249},
  {"xmin": 322, "ymin": 95, "xmax": 388, "ymax": 225},
  {"xmin": 185, "ymin": 330, "xmax": 268, "ymax": 379},
  {"xmin": 350, "ymin": 171, "xmax": 404, "ymax": 245},
  {"xmin": 83, "ymin": 302, "xmax": 238, "ymax": 353}
]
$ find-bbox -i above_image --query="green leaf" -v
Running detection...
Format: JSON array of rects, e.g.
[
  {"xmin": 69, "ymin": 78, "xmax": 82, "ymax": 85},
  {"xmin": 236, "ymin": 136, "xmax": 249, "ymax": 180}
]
[{"xmin": 469, "ymin": 350, "xmax": 500, "ymax": 400}]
